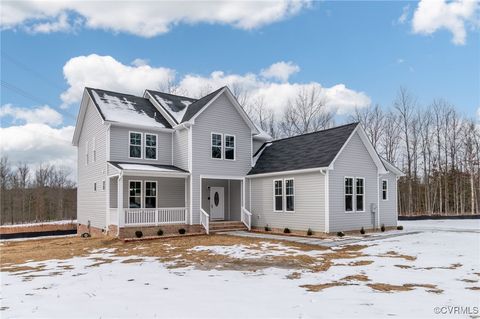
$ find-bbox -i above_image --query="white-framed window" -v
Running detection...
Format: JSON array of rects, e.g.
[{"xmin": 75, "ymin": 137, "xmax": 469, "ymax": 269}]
[
  {"xmin": 211, "ymin": 133, "xmax": 222, "ymax": 159},
  {"xmin": 85, "ymin": 141, "xmax": 89, "ymax": 166},
  {"xmin": 274, "ymin": 179, "xmax": 283, "ymax": 212},
  {"xmin": 129, "ymin": 180, "xmax": 142, "ymax": 208},
  {"xmin": 92, "ymin": 137, "xmax": 96, "ymax": 162},
  {"xmin": 102, "ymin": 180, "xmax": 106, "ymax": 191},
  {"xmin": 224, "ymin": 134, "xmax": 235, "ymax": 160},
  {"xmin": 382, "ymin": 179, "xmax": 388, "ymax": 200},
  {"xmin": 145, "ymin": 134, "xmax": 157, "ymax": 160},
  {"xmin": 129, "ymin": 132, "xmax": 142, "ymax": 159},
  {"xmin": 285, "ymin": 179, "xmax": 295, "ymax": 212},
  {"xmin": 345, "ymin": 177, "xmax": 354, "ymax": 212},
  {"xmin": 145, "ymin": 181, "xmax": 157, "ymax": 208},
  {"xmin": 356, "ymin": 178, "xmax": 365, "ymax": 212},
  {"xmin": 93, "ymin": 182, "xmax": 97, "ymax": 192}
]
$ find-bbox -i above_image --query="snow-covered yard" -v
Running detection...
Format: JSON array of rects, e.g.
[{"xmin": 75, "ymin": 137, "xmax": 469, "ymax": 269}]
[{"xmin": 1, "ymin": 220, "xmax": 479, "ymax": 318}]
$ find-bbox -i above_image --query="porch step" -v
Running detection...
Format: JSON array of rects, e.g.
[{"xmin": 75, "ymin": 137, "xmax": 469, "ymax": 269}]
[{"xmin": 209, "ymin": 221, "xmax": 247, "ymax": 233}]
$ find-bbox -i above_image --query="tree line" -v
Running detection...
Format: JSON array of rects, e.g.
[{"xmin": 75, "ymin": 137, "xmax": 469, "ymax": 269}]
[{"xmin": 0, "ymin": 157, "xmax": 76, "ymax": 225}]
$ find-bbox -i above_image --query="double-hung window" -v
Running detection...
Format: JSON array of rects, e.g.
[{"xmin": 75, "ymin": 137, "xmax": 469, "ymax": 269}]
[
  {"xmin": 129, "ymin": 132, "xmax": 142, "ymax": 158},
  {"xmin": 285, "ymin": 179, "xmax": 295, "ymax": 212},
  {"xmin": 145, "ymin": 181, "xmax": 157, "ymax": 208},
  {"xmin": 224, "ymin": 135, "xmax": 235, "ymax": 160},
  {"xmin": 129, "ymin": 181, "xmax": 142, "ymax": 208},
  {"xmin": 382, "ymin": 180, "xmax": 388, "ymax": 200},
  {"xmin": 211, "ymin": 133, "xmax": 222, "ymax": 159},
  {"xmin": 274, "ymin": 180, "xmax": 283, "ymax": 212},
  {"xmin": 145, "ymin": 134, "xmax": 157, "ymax": 160},
  {"xmin": 345, "ymin": 177, "xmax": 354, "ymax": 212},
  {"xmin": 356, "ymin": 178, "xmax": 364, "ymax": 211},
  {"xmin": 273, "ymin": 179, "xmax": 295, "ymax": 212}
]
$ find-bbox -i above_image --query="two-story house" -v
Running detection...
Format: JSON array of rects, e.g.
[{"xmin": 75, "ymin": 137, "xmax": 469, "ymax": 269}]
[{"xmin": 73, "ymin": 86, "xmax": 403, "ymax": 238}]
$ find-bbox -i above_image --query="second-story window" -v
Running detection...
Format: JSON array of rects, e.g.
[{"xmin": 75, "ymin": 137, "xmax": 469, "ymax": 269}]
[
  {"xmin": 211, "ymin": 133, "xmax": 222, "ymax": 159},
  {"xmin": 129, "ymin": 132, "xmax": 142, "ymax": 158},
  {"xmin": 225, "ymin": 135, "xmax": 235, "ymax": 160},
  {"xmin": 145, "ymin": 134, "xmax": 157, "ymax": 160}
]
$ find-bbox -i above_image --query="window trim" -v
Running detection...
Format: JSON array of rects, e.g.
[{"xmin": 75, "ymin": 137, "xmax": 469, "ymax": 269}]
[
  {"xmin": 92, "ymin": 137, "xmax": 96, "ymax": 163},
  {"xmin": 355, "ymin": 177, "xmax": 365, "ymax": 212},
  {"xmin": 382, "ymin": 179, "xmax": 388, "ymax": 201},
  {"xmin": 344, "ymin": 176, "xmax": 354, "ymax": 213},
  {"xmin": 273, "ymin": 179, "xmax": 284, "ymax": 213},
  {"xmin": 85, "ymin": 140, "xmax": 89, "ymax": 166},
  {"xmin": 102, "ymin": 180, "xmax": 105, "ymax": 191},
  {"xmin": 284, "ymin": 178, "xmax": 295, "ymax": 213},
  {"xmin": 144, "ymin": 180, "xmax": 157, "ymax": 209},
  {"xmin": 224, "ymin": 134, "xmax": 236, "ymax": 161},
  {"xmin": 128, "ymin": 180, "xmax": 143, "ymax": 209},
  {"xmin": 144, "ymin": 133, "xmax": 158, "ymax": 161},
  {"xmin": 129, "ymin": 131, "xmax": 143, "ymax": 159},
  {"xmin": 93, "ymin": 182, "xmax": 97, "ymax": 192},
  {"xmin": 211, "ymin": 132, "xmax": 223, "ymax": 160}
]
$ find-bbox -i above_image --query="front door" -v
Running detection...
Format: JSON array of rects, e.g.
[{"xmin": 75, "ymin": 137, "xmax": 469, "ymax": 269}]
[{"xmin": 210, "ymin": 187, "xmax": 225, "ymax": 220}]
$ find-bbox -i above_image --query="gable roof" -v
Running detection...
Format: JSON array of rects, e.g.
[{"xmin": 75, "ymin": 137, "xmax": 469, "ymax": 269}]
[
  {"xmin": 181, "ymin": 86, "xmax": 225, "ymax": 122},
  {"xmin": 87, "ymin": 88, "xmax": 172, "ymax": 128},
  {"xmin": 145, "ymin": 90, "xmax": 198, "ymax": 124},
  {"xmin": 248, "ymin": 123, "xmax": 359, "ymax": 175}
]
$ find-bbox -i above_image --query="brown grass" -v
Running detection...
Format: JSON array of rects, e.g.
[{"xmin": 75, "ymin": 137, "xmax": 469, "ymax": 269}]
[
  {"xmin": 394, "ymin": 264, "xmax": 412, "ymax": 269},
  {"xmin": 286, "ymin": 272, "xmax": 302, "ymax": 280},
  {"xmin": 466, "ymin": 286, "xmax": 480, "ymax": 290},
  {"xmin": 342, "ymin": 274, "xmax": 370, "ymax": 282},
  {"xmin": 378, "ymin": 251, "xmax": 416, "ymax": 261},
  {"xmin": 459, "ymin": 278, "xmax": 478, "ymax": 283},
  {"xmin": 300, "ymin": 282, "xmax": 352, "ymax": 292},
  {"xmin": 368, "ymin": 283, "xmax": 443, "ymax": 294}
]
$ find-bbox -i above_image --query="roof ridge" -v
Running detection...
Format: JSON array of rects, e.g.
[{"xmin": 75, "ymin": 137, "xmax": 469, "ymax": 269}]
[
  {"xmin": 86, "ymin": 87, "xmax": 145, "ymax": 99},
  {"xmin": 270, "ymin": 122, "xmax": 359, "ymax": 143},
  {"xmin": 146, "ymin": 89, "xmax": 198, "ymax": 101}
]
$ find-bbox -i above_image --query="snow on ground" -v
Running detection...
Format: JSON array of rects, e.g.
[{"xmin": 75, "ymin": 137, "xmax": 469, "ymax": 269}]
[
  {"xmin": 400, "ymin": 218, "xmax": 480, "ymax": 231},
  {"xmin": 0, "ymin": 220, "xmax": 76, "ymax": 228},
  {"xmin": 1, "ymin": 220, "xmax": 479, "ymax": 318}
]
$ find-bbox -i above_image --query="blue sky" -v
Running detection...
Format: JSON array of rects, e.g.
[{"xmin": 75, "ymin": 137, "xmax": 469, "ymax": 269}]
[{"xmin": 0, "ymin": 0, "xmax": 479, "ymax": 171}]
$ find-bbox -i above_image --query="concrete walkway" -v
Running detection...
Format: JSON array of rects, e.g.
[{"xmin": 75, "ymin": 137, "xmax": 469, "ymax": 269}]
[{"xmin": 219, "ymin": 230, "xmax": 420, "ymax": 247}]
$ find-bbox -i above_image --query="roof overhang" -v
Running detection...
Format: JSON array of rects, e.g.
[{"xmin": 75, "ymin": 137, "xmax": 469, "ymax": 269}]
[
  {"xmin": 107, "ymin": 162, "xmax": 190, "ymax": 178},
  {"xmin": 72, "ymin": 89, "xmax": 105, "ymax": 146},
  {"xmin": 381, "ymin": 158, "xmax": 405, "ymax": 176},
  {"xmin": 105, "ymin": 121, "xmax": 174, "ymax": 133},
  {"xmin": 246, "ymin": 167, "xmax": 328, "ymax": 179}
]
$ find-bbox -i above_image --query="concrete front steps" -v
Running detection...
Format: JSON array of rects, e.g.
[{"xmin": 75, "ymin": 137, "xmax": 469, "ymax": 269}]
[{"xmin": 209, "ymin": 221, "xmax": 247, "ymax": 233}]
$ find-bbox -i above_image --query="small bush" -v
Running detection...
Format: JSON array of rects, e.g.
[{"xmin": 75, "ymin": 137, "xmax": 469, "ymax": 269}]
[
  {"xmin": 337, "ymin": 231, "xmax": 345, "ymax": 237},
  {"xmin": 397, "ymin": 225, "xmax": 403, "ymax": 230},
  {"xmin": 381, "ymin": 224, "xmax": 386, "ymax": 232},
  {"xmin": 307, "ymin": 228, "xmax": 313, "ymax": 236},
  {"xmin": 157, "ymin": 229, "xmax": 164, "ymax": 236},
  {"xmin": 360, "ymin": 227, "xmax": 365, "ymax": 235},
  {"xmin": 264, "ymin": 225, "xmax": 271, "ymax": 231},
  {"xmin": 283, "ymin": 228, "xmax": 291, "ymax": 234},
  {"xmin": 81, "ymin": 232, "xmax": 91, "ymax": 238},
  {"xmin": 178, "ymin": 228, "xmax": 186, "ymax": 235},
  {"xmin": 135, "ymin": 230, "xmax": 143, "ymax": 238}
]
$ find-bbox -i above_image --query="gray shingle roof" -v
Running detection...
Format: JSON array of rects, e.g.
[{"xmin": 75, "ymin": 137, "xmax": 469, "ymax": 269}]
[
  {"xmin": 181, "ymin": 87, "xmax": 225, "ymax": 122},
  {"xmin": 248, "ymin": 123, "xmax": 359, "ymax": 175},
  {"xmin": 145, "ymin": 90, "xmax": 198, "ymax": 124}
]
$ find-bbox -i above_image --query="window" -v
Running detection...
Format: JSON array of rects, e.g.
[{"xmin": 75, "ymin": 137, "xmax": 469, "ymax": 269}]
[
  {"xmin": 102, "ymin": 180, "xmax": 106, "ymax": 191},
  {"xmin": 129, "ymin": 181, "xmax": 142, "ymax": 208},
  {"xmin": 345, "ymin": 177, "xmax": 353, "ymax": 212},
  {"xmin": 129, "ymin": 132, "xmax": 142, "ymax": 158},
  {"xmin": 356, "ymin": 178, "xmax": 365, "ymax": 211},
  {"xmin": 93, "ymin": 182, "xmax": 97, "ymax": 192},
  {"xmin": 85, "ymin": 141, "xmax": 89, "ymax": 165},
  {"xmin": 285, "ymin": 179, "xmax": 295, "ymax": 212},
  {"xmin": 145, "ymin": 181, "xmax": 157, "ymax": 208},
  {"xmin": 225, "ymin": 135, "xmax": 235, "ymax": 160},
  {"xmin": 92, "ymin": 137, "xmax": 96, "ymax": 162},
  {"xmin": 382, "ymin": 180, "xmax": 388, "ymax": 200},
  {"xmin": 145, "ymin": 134, "xmax": 157, "ymax": 160},
  {"xmin": 211, "ymin": 133, "xmax": 222, "ymax": 159},
  {"xmin": 274, "ymin": 180, "xmax": 283, "ymax": 212}
]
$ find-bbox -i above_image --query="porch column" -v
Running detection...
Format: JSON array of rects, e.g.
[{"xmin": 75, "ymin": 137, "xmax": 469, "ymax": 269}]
[{"xmin": 118, "ymin": 175, "xmax": 124, "ymax": 227}]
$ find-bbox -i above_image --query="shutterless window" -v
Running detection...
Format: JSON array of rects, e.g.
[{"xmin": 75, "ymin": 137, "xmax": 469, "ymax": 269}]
[
  {"xmin": 92, "ymin": 137, "xmax": 96, "ymax": 162},
  {"xmin": 93, "ymin": 182, "xmax": 97, "ymax": 192},
  {"xmin": 211, "ymin": 133, "xmax": 222, "ymax": 159},
  {"xmin": 285, "ymin": 179, "xmax": 294, "ymax": 212},
  {"xmin": 129, "ymin": 132, "xmax": 142, "ymax": 158},
  {"xmin": 382, "ymin": 180, "xmax": 388, "ymax": 200},
  {"xmin": 345, "ymin": 177, "xmax": 353, "ymax": 212},
  {"xmin": 274, "ymin": 180, "xmax": 283, "ymax": 211},
  {"xmin": 145, "ymin": 181, "xmax": 157, "ymax": 208},
  {"xmin": 102, "ymin": 180, "xmax": 106, "ymax": 191},
  {"xmin": 85, "ymin": 141, "xmax": 89, "ymax": 165},
  {"xmin": 225, "ymin": 135, "xmax": 235, "ymax": 160},
  {"xmin": 356, "ymin": 178, "xmax": 365, "ymax": 211},
  {"xmin": 145, "ymin": 134, "xmax": 157, "ymax": 160},
  {"xmin": 129, "ymin": 181, "xmax": 142, "ymax": 208}
]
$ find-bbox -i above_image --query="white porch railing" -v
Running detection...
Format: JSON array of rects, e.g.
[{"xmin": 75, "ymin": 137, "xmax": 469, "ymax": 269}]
[
  {"xmin": 200, "ymin": 208, "xmax": 209, "ymax": 234},
  {"xmin": 241, "ymin": 207, "xmax": 252, "ymax": 230},
  {"xmin": 124, "ymin": 207, "xmax": 187, "ymax": 226}
]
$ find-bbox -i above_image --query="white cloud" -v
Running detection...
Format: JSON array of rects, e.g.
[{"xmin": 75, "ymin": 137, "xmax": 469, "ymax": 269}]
[
  {"xmin": 0, "ymin": 123, "xmax": 76, "ymax": 179},
  {"xmin": 260, "ymin": 61, "xmax": 300, "ymax": 82},
  {"xmin": 412, "ymin": 0, "xmax": 479, "ymax": 45},
  {"xmin": 1, "ymin": 1, "xmax": 310, "ymax": 37},
  {"xmin": 398, "ymin": 5, "xmax": 410, "ymax": 24},
  {"xmin": 61, "ymin": 54, "xmax": 175, "ymax": 106},
  {"xmin": 0, "ymin": 104, "xmax": 63, "ymax": 126},
  {"xmin": 131, "ymin": 58, "xmax": 149, "ymax": 67}
]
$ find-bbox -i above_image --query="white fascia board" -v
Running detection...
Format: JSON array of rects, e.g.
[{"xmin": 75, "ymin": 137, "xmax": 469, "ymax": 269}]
[
  {"xmin": 72, "ymin": 89, "xmax": 90, "ymax": 146},
  {"xmin": 144, "ymin": 90, "xmax": 178, "ymax": 127},
  {"xmin": 106, "ymin": 121, "xmax": 174, "ymax": 133},
  {"xmin": 122, "ymin": 169, "xmax": 190, "ymax": 178},
  {"xmin": 381, "ymin": 158, "xmax": 405, "ymax": 176},
  {"xmin": 246, "ymin": 167, "xmax": 327, "ymax": 179}
]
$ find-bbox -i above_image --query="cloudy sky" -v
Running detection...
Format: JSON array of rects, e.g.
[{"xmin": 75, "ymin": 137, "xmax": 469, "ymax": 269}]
[{"xmin": 1, "ymin": 0, "xmax": 479, "ymax": 180}]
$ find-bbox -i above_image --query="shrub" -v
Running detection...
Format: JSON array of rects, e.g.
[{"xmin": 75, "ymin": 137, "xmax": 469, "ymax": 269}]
[
  {"xmin": 337, "ymin": 231, "xmax": 345, "ymax": 237},
  {"xmin": 360, "ymin": 227, "xmax": 365, "ymax": 235},
  {"xmin": 307, "ymin": 228, "xmax": 313, "ymax": 236},
  {"xmin": 178, "ymin": 228, "xmax": 186, "ymax": 235},
  {"xmin": 135, "ymin": 230, "xmax": 143, "ymax": 238},
  {"xmin": 264, "ymin": 225, "xmax": 271, "ymax": 231},
  {"xmin": 81, "ymin": 232, "xmax": 91, "ymax": 238},
  {"xmin": 397, "ymin": 225, "xmax": 403, "ymax": 230},
  {"xmin": 283, "ymin": 228, "xmax": 291, "ymax": 234},
  {"xmin": 381, "ymin": 224, "xmax": 386, "ymax": 232},
  {"xmin": 157, "ymin": 229, "xmax": 164, "ymax": 236}
]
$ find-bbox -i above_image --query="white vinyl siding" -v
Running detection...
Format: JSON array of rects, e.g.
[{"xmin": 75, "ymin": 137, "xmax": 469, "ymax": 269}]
[
  {"xmin": 172, "ymin": 128, "xmax": 189, "ymax": 171},
  {"xmin": 379, "ymin": 172, "xmax": 398, "ymax": 227}
]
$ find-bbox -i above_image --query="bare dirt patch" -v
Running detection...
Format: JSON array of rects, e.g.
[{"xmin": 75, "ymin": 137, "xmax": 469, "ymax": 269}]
[
  {"xmin": 466, "ymin": 286, "xmax": 480, "ymax": 291},
  {"xmin": 286, "ymin": 272, "xmax": 302, "ymax": 280}
]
